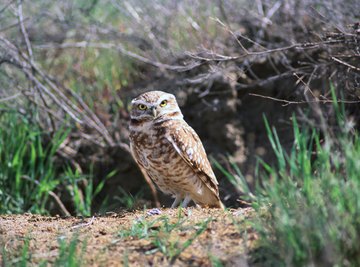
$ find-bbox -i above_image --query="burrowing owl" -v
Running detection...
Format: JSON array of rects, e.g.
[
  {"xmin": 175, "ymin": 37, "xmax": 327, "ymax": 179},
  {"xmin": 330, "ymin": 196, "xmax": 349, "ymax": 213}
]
[{"xmin": 129, "ymin": 90, "xmax": 224, "ymax": 208}]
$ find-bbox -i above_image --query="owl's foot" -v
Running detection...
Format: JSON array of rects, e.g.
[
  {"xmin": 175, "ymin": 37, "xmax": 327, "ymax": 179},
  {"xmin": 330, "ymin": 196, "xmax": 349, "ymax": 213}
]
[
  {"xmin": 181, "ymin": 196, "xmax": 191, "ymax": 208},
  {"xmin": 171, "ymin": 195, "xmax": 182, "ymax": 208}
]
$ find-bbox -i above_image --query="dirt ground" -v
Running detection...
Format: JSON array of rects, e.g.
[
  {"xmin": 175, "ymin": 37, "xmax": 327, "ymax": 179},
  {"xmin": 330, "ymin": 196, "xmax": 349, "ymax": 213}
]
[{"xmin": 0, "ymin": 208, "xmax": 257, "ymax": 266}]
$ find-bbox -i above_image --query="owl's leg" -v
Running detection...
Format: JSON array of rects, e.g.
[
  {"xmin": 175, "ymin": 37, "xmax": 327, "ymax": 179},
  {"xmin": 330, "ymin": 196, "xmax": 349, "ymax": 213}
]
[
  {"xmin": 171, "ymin": 195, "xmax": 182, "ymax": 208},
  {"xmin": 181, "ymin": 196, "xmax": 192, "ymax": 208}
]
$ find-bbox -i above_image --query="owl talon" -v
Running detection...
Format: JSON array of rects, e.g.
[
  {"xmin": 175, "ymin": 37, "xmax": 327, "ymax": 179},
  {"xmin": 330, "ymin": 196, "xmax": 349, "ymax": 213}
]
[
  {"xmin": 171, "ymin": 195, "xmax": 182, "ymax": 208},
  {"xmin": 181, "ymin": 196, "xmax": 191, "ymax": 208}
]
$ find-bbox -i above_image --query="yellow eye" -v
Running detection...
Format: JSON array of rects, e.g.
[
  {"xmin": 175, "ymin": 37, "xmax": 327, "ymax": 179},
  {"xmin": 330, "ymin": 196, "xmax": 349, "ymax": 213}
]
[
  {"xmin": 138, "ymin": 104, "xmax": 147, "ymax": 110},
  {"xmin": 160, "ymin": 100, "xmax": 167, "ymax": 107}
]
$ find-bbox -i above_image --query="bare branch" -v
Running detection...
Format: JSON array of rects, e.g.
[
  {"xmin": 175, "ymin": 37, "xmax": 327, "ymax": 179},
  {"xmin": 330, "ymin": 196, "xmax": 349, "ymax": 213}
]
[
  {"xmin": 185, "ymin": 39, "xmax": 344, "ymax": 63},
  {"xmin": 22, "ymin": 175, "xmax": 71, "ymax": 217},
  {"xmin": 212, "ymin": 17, "xmax": 252, "ymax": 54},
  {"xmin": 17, "ymin": 0, "xmax": 33, "ymax": 63},
  {"xmin": 249, "ymin": 93, "xmax": 360, "ymax": 106},
  {"xmin": 0, "ymin": 0, "xmax": 15, "ymax": 15},
  {"xmin": 71, "ymin": 216, "xmax": 96, "ymax": 229},
  {"xmin": 331, "ymin": 56, "xmax": 360, "ymax": 72},
  {"xmin": 0, "ymin": 92, "xmax": 21, "ymax": 102}
]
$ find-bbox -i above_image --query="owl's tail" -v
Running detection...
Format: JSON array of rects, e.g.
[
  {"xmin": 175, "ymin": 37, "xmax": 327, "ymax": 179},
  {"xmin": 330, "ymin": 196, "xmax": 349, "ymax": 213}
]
[
  {"xmin": 203, "ymin": 198, "xmax": 225, "ymax": 209},
  {"xmin": 194, "ymin": 189, "xmax": 225, "ymax": 209},
  {"xmin": 212, "ymin": 199, "xmax": 225, "ymax": 209}
]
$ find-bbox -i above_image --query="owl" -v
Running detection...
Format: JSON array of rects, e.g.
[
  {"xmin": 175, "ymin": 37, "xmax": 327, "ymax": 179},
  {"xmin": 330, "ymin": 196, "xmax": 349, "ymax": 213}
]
[{"xmin": 129, "ymin": 90, "xmax": 224, "ymax": 209}]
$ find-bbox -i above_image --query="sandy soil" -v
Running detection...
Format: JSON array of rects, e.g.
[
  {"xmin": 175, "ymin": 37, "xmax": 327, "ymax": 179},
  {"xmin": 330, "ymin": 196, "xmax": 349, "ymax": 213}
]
[{"xmin": 0, "ymin": 208, "xmax": 257, "ymax": 266}]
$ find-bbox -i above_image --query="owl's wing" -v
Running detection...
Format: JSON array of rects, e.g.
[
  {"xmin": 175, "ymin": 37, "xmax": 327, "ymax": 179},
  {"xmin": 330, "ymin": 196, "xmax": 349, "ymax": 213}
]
[{"xmin": 166, "ymin": 121, "xmax": 220, "ymax": 198}]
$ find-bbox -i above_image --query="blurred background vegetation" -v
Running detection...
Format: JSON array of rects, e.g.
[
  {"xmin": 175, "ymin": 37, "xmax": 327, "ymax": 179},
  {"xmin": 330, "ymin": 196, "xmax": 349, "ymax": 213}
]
[{"xmin": 0, "ymin": 0, "xmax": 359, "ymax": 264}]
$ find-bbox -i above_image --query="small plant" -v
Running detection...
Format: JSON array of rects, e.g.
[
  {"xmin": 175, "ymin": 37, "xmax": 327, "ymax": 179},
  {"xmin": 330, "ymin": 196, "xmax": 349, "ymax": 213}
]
[
  {"xmin": 54, "ymin": 234, "xmax": 87, "ymax": 267},
  {"xmin": 119, "ymin": 216, "xmax": 156, "ymax": 240},
  {"xmin": 63, "ymin": 167, "xmax": 116, "ymax": 216},
  {"xmin": 119, "ymin": 210, "xmax": 211, "ymax": 263},
  {"xmin": 119, "ymin": 212, "xmax": 187, "ymax": 239},
  {"xmin": 151, "ymin": 217, "xmax": 211, "ymax": 264},
  {"xmin": 114, "ymin": 187, "xmax": 144, "ymax": 210}
]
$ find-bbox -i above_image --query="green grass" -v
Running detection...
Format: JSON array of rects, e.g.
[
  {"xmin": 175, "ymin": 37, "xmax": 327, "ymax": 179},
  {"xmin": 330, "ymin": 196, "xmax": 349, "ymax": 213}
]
[
  {"xmin": 221, "ymin": 98, "xmax": 360, "ymax": 266},
  {"xmin": 114, "ymin": 187, "xmax": 144, "ymax": 210},
  {"xmin": 0, "ymin": 112, "xmax": 68, "ymax": 214},
  {"xmin": 0, "ymin": 112, "xmax": 115, "ymax": 216},
  {"xmin": 258, "ymin": 118, "xmax": 360, "ymax": 266},
  {"xmin": 62, "ymin": 167, "xmax": 116, "ymax": 216},
  {"xmin": 119, "ymin": 211, "xmax": 188, "ymax": 240},
  {"xmin": 119, "ymin": 210, "xmax": 211, "ymax": 263},
  {"xmin": 54, "ymin": 234, "xmax": 87, "ymax": 267}
]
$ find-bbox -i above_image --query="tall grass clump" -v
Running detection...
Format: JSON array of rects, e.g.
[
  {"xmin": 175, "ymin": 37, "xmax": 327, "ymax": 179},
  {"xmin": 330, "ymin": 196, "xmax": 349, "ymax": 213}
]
[
  {"xmin": 221, "ymin": 98, "xmax": 360, "ymax": 266},
  {"xmin": 0, "ymin": 112, "xmax": 68, "ymax": 214},
  {"xmin": 252, "ymin": 107, "xmax": 360, "ymax": 266}
]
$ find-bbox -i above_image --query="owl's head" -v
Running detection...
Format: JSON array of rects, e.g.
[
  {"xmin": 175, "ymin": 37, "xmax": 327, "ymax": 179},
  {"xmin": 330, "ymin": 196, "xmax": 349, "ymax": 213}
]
[{"xmin": 130, "ymin": 91, "xmax": 183, "ymax": 122}]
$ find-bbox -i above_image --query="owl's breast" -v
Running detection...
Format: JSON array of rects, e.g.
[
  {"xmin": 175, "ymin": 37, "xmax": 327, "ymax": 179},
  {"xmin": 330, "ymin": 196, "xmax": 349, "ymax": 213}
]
[
  {"xmin": 130, "ymin": 123, "xmax": 201, "ymax": 196},
  {"xmin": 130, "ymin": 127, "xmax": 174, "ymax": 165},
  {"xmin": 145, "ymin": 134, "xmax": 179, "ymax": 165}
]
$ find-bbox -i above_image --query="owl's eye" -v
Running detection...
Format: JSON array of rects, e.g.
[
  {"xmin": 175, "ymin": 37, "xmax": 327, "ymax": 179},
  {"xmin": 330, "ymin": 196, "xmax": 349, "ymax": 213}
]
[
  {"xmin": 138, "ymin": 104, "xmax": 147, "ymax": 110},
  {"xmin": 160, "ymin": 100, "xmax": 167, "ymax": 107}
]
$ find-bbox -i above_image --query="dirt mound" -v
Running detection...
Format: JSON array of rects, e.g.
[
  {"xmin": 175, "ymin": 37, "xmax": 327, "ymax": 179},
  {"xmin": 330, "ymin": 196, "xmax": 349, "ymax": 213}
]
[{"xmin": 0, "ymin": 208, "xmax": 256, "ymax": 266}]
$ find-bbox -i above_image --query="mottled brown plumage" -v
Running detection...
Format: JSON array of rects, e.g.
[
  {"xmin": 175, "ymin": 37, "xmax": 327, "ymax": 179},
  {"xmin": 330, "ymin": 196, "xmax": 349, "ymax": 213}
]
[{"xmin": 129, "ymin": 91, "xmax": 223, "ymax": 208}]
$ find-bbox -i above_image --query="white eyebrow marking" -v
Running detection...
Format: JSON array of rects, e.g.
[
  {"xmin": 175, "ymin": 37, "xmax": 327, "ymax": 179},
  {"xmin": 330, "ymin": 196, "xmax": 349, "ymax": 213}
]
[
  {"xmin": 131, "ymin": 100, "xmax": 149, "ymax": 106},
  {"xmin": 156, "ymin": 92, "xmax": 177, "ymax": 105},
  {"xmin": 156, "ymin": 94, "xmax": 170, "ymax": 105}
]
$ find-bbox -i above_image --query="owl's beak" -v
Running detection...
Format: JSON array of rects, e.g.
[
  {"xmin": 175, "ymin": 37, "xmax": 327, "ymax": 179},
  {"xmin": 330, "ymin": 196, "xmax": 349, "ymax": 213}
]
[{"xmin": 150, "ymin": 106, "xmax": 157, "ymax": 117}]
